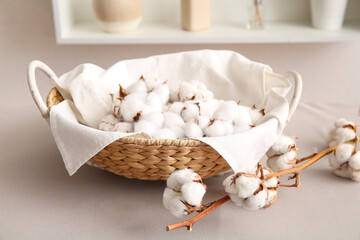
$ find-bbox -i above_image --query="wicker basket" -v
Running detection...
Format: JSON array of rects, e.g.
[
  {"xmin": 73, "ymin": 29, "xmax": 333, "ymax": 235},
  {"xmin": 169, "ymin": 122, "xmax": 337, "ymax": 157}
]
[{"xmin": 28, "ymin": 60, "xmax": 302, "ymax": 181}]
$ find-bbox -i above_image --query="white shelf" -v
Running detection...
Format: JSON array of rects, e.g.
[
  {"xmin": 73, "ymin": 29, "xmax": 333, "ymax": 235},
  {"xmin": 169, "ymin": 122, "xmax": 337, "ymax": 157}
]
[{"xmin": 52, "ymin": 0, "xmax": 360, "ymax": 44}]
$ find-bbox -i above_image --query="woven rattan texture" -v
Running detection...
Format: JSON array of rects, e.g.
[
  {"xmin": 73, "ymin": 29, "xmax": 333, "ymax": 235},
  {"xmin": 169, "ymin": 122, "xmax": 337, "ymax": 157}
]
[{"xmin": 47, "ymin": 88, "xmax": 231, "ymax": 180}]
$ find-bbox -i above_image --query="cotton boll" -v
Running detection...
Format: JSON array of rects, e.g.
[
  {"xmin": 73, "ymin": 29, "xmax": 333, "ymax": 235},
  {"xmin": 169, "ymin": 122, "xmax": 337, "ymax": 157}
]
[
  {"xmin": 153, "ymin": 84, "xmax": 170, "ymax": 105},
  {"xmin": 223, "ymin": 121, "xmax": 234, "ymax": 135},
  {"xmin": 141, "ymin": 112, "xmax": 164, "ymax": 128},
  {"xmin": 270, "ymin": 135, "xmax": 296, "ymax": 156},
  {"xmin": 169, "ymin": 87, "xmax": 180, "ymax": 103},
  {"xmin": 243, "ymin": 189, "xmax": 267, "ymax": 210},
  {"xmin": 204, "ymin": 99, "xmax": 221, "ymax": 118},
  {"xmin": 99, "ymin": 114, "xmax": 119, "ymax": 131},
  {"xmin": 179, "ymin": 81, "xmax": 198, "ymax": 101},
  {"xmin": 120, "ymin": 94, "xmax": 145, "ymax": 122},
  {"xmin": 228, "ymin": 193, "xmax": 244, "ymax": 207},
  {"xmin": 114, "ymin": 122, "xmax": 134, "ymax": 133},
  {"xmin": 185, "ymin": 122, "xmax": 204, "ymax": 138},
  {"xmin": 335, "ymin": 143, "xmax": 354, "ymax": 164},
  {"xmin": 134, "ymin": 120, "xmax": 157, "ymax": 135},
  {"xmin": 235, "ymin": 175, "xmax": 261, "ymax": 199},
  {"xmin": 204, "ymin": 120, "xmax": 226, "ymax": 137},
  {"xmin": 335, "ymin": 118, "xmax": 355, "ymax": 128},
  {"xmin": 167, "ymin": 102, "xmax": 185, "ymax": 115},
  {"xmin": 334, "ymin": 128, "xmax": 356, "ymax": 143},
  {"xmin": 163, "ymin": 187, "xmax": 181, "ymax": 210},
  {"xmin": 145, "ymin": 92, "xmax": 163, "ymax": 113},
  {"xmin": 168, "ymin": 195, "xmax": 188, "ymax": 218},
  {"xmin": 266, "ymin": 189, "xmax": 278, "ymax": 207},
  {"xmin": 329, "ymin": 154, "xmax": 341, "ymax": 171},
  {"xmin": 213, "ymin": 101, "xmax": 238, "ymax": 122},
  {"xmin": 197, "ymin": 116, "xmax": 211, "ymax": 130},
  {"xmin": 127, "ymin": 80, "xmax": 147, "ymax": 94},
  {"xmin": 234, "ymin": 105, "xmax": 252, "ymax": 127},
  {"xmin": 168, "ymin": 125, "xmax": 186, "ymax": 139},
  {"xmin": 145, "ymin": 78, "xmax": 162, "ymax": 91},
  {"xmin": 261, "ymin": 170, "xmax": 278, "ymax": 188},
  {"xmin": 152, "ymin": 128, "xmax": 177, "ymax": 139},
  {"xmin": 195, "ymin": 101, "xmax": 209, "ymax": 116},
  {"xmin": 233, "ymin": 125, "xmax": 251, "ymax": 134},
  {"xmin": 351, "ymin": 171, "xmax": 360, "ymax": 181},
  {"xmin": 267, "ymin": 150, "xmax": 297, "ymax": 172},
  {"xmin": 223, "ymin": 175, "xmax": 238, "ymax": 194},
  {"xmin": 181, "ymin": 104, "xmax": 200, "ymax": 122},
  {"xmin": 163, "ymin": 112, "xmax": 185, "ymax": 128},
  {"xmin": 181, "ymin": 182, "xmax": 206, "ymax": 207},
  {"xmin": 349, "ymin": 152, "xmax": 360, "ymax": 170},
  {"xmin": 246, "ymin": 107, "xmax": 263, "ymax": 125},
  {"xmin": 166, "ymin": 169, "xmax": 199, "ymax": 191},
  {"xmin": 334, "ymin": 166, "xmax": 352, "ymax": 179}
]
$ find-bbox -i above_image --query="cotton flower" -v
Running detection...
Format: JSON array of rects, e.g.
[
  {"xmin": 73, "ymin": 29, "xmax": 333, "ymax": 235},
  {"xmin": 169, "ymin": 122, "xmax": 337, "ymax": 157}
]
[
  {"xmin": 329, "ymin": 118, "xmax": 357, "ymax": 145},
  {"xmin": 179, "ymin": 81, "xmax": 214, "ymax": 102},
  {"xmin": 144, "ymin": 92, "xmax": 163, "ymax": 113},
  {"xmin": 99, "ymin": 114, "xmax": 119, "ymax": 131},
  {"xmin": 134, "ymin": 120, "xmax": 157, "ymax": 135},
  {"xmin": 266, "ymin": 135, "xmax": 298, "ymax": 172},
  {"xmin": 145, "ymin": 77, "xmax": 164, "ymax": 91},
  {"xmin": 127, "ymin": 79, "xmax": 147, "ymax": 94},
  {"xmin": 203, "ymin": 99, "xmax": 221, "ymax": 118},
  {"xmin": 163, "ymin": 112, "xmax": 185, "ymax": 128},
  {"xmin": 204, "ymin": 120, "xmax": 226, "ymax": 137},
  {"xmin": 153, "ymin": 83, "xmax": 170, "ymax": 105},
  {"xmin": 185, "ymin": 122, "xmax": 203, "ymax": 138},
  {"xmin": 141, "ymin": 112, "xmax": 164, "ymax": 128},
  {"xmin": 245, "ymin": 105, "xmax": 264, "ymax": 125},
  {"xmin": 234, "ymin": 105, "xmax": 252, "ymax": 127},
  {"xmin": 120, "ymin": 93, "xmax": 145, "ymax": 122},
  {"xmin": 114, "ymin": 122, "xmax": 134, "ymax": 133},
  {"xmin": 169, "ymin": 87, "xmax": 180, "ymax": 103},
  {"xmin": 181, "ymin": 103, "xmax": 200, "ymax": 122},
  {"xmin": 223, "ymin": 164, "xmax": 279, "ymax": 211},
  {"xmin": 152, "ymin": 128, "xmax": 177, "ymax": 139},
  {"xmin": 167, "ymin": 102, "xmax": 185, "ymax": 116},
  {"xmin": 163, "ymin": 169, "xmax": 207, "ymax": 218},
  {"xmin": 197, "ymin": 115, "xmax": 211, "ymax": 130},
  {"xmin": 213, "ymin": 101, "xmax": 238, "ymax": 122}
]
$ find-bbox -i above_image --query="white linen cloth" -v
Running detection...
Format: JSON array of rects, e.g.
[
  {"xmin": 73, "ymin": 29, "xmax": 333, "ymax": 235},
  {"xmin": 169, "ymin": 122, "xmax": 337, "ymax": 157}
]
[{"xmin": 49, "ymin": 50, "xmax": 292, "ymax": 176}]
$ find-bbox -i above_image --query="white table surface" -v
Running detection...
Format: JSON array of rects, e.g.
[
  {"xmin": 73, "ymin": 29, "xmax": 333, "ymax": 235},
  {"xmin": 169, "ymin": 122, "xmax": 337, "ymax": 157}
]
[{"xmin": 1, "ymin": 99, "xmax": 360, "ymax": 239}]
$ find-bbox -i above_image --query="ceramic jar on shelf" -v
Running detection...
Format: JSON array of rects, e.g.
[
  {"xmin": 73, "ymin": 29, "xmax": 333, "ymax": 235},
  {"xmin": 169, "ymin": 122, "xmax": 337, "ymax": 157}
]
[
  {"xmin": 311, "ymin": 0, "xmax": 348, "ymax": 30},
  {"xmin": 93, "ymin": 0, "xmax": 143, "ymax": 33}
]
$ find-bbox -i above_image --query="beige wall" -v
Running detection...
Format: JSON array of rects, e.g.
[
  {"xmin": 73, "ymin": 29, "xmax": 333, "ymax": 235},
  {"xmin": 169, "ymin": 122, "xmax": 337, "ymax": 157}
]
[{"xmin": 1, "ymin": 0, "xmax": 359, "ymax": 109}]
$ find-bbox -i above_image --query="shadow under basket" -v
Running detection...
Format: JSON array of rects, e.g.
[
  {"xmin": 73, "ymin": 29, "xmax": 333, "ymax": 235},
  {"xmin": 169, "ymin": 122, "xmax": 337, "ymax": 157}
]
[{"xmin": 47, "ymin": 88, "xmax": 231, "ymax": 180}]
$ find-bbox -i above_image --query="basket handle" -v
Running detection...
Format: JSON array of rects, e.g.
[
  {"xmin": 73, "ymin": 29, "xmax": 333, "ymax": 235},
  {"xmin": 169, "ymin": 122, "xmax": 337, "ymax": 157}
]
[
  {"xmin": 27, "ymin": 60, "xmax": 58, "ymax": 119},
  {"xmin": 283, "ymin": 71, "xmax": 302, "ymax": 122}
]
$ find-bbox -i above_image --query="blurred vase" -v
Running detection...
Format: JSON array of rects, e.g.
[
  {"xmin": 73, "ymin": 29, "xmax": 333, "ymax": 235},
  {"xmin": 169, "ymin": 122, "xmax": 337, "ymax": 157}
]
[
  {"xmin": 93, "ymin": 0, "xmax": 143, "ymax": 33},
  {"xmin": 311, "ymin": 0, "xmax": 348, "ymax": 30}
]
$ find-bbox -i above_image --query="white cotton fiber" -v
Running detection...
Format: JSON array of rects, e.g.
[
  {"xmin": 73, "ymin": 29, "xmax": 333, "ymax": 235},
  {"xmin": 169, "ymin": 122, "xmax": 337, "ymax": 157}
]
[
  {"xmin": 169, "ymin": 87, "xmax": 180, "ymax": 103},
  {"xmin": 246, "ymin": 107, "xmax": 263, "ymax": 125},
  {"xmin": 197, "ymin": 115, "xmax": 211, "ymax": 130},
  {"xmin": 134, "ymin": 120, "xmax": 157, "ymax": 135},
  {"xmin": 204, "ymin": 99, "xmax": 221, "ymax": 118},
  {"xmin": 351, "ymin": 171, "xmax": 360, "ymax": 182},
  {"xmin": 168, "ymin": 125, "xmax": 186, "ymax": 139},
  {"xmin": 334, "ymin": 166, "xmax": 352, "ymax": 179},
  {"xmin": 228, "ymin": 193, "xmax": 244, "ymax": 207},
  {"xmin": 152, "ymin": 128, "xmax": 177, "ymax": 139},
  {"xmin": 243, "ymin": 189, "xmax": 267, "ymax": 210},
  {"xmin": 235, "ymin": 175, "xmax": 261, "ymax": 199},
  {"xmin": 168, "ymin": 195, "xmax": 188, "ymax": 218},
  {"xmin": 141, "ymin": 112, "xmax": 164, "ymax": 128},
  {"xmin": 179, "ymin": 81, "xmax": 197, "ymax": 101},
  {"xmin": 335, "ymin": 143, "xmax": 354, "ymax": 164},
  {"xmin": 127, "ymin": 80, "xmax": 147, "ymax": 94},
  {"xmin": 267, "ymin": 135, "xmax": 295, "ymax": 157},
  {"xmin": 99, "ymin": 114, "xmax": 119, "ymax": 131},
  {"xmin": 234, "ymin": 105, "xmax": 252, "ymax": 127},
  {"xmin": 204, "ymin": 120, "xmax": 226, "ymax": 137},
  {"xmin": 349, "ymin": 152, "xmax": 360, "ymax": 170},
  {"xmin": 163, "ymin": 187, "xmax": 181, "ymax": 210},
  {"xmin": 145, "ymin": 92, "xmax": 163, "ymax": 112},
  {"xmin": 261, "ymin": 169, "xmax": 278, "ymax": 188},
  {"xmin": 167, "ymin": 102, "xmax": 185, "ymax": 115},
  {"xmin": 185, "ymin": 122, "xmax": 203, "ymax": 138},
  {"xmin": 145, "ymin": 78, "xmax": 162, "ymax": 91},
  {"xmin": 120, "ymin": 94, "xmax": 145, "ymax": 122},
  {"xmin": 223, "ymin": 175, "xmax": 237, "ymax": 194},
  {"xmin": 329, "ymin": 154, "xmax": 340, "ymax": 170},
  {"xmin": 153, "ymin": 84, "xmax": 170, "ymax": 105},
  {"xmin": 223, "ymin": 121, "xmax": 234, "ymax": 135},
  {"xmin": 163, "ymin": 112, "xmax": 185, "ymax": 128},
  {"xmin": 213, "ymin": 101, "xmax": 238, "ymax": 122},
  {"xmin": 181, "ymin": 104, "xmax": 200, "ymax": 122},
  {"xmin": 166, "ymin": 169, "xmax": 199, "ymax": 191},
  {"xmin": 114, "ymin": 122, "xmax": 134, "ymax": 133},
  {"xmin": 334, "ymin": 128, "xmax": 356, "ymax": 144},
  {"xmin": 335, "ymin": 118, "xmax": 355, "ymax": 128},
  {"xmin": 181, "ymin": 182, "xmax": 206, "ymax": 207},
  {"xmin": 266, "ymin": 189, "xmax": 278, "ymax": 206},
  {"xmin": 267, "ymin": 150, "xmax": 297, "ymax": 172}
]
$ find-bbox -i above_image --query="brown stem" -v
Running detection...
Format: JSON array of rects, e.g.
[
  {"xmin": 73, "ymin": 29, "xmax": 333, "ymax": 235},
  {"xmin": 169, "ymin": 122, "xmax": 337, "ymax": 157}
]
[
  {"xmin": 166, "ymin": 195, "xmax": 230, "ymax": 232},
  {"xmin": 264, "ymin": 144, "xmax": 340, "ymax": 180},
  {"xmin": 353, "ymin": 136, "xmax": 359, "ymax": 154},
  {"xmin": 296, "ymin": 153, "xmax": 317, "ymax": 164}
]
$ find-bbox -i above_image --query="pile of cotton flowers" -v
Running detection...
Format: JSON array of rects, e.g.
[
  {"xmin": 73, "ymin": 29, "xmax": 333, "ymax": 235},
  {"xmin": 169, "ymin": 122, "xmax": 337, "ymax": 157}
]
[
  {"xmin": 99, "ymin": 75, "xmax": 265, "ymax": 139},
  {"xmin": 266, "ymin": 135, "xmax": 298, "ymax": 172},
  {"xmin": 163, "ymin": 169, "xmax": 207, "ymax": 218},
  {"xmin": 328, "ymin": 119, "xmax": 360, "ymax": 181},
  {"xmin": 223, "ymin": 164, "xmax": 279, "ymax": 210}
]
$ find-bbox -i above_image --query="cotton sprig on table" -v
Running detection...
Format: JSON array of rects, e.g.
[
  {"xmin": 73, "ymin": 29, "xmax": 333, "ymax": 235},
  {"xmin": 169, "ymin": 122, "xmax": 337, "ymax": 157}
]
[
  {"xmin": 98, "ymin": 75, "xmax": 266, "ymax": 139},
  {"xmin": 163, "ymin": 169, "xmax": 207, "ymax": 218},
  {"xmin": 266, "ymin": 135, "xmax": 298, "ymax": 171},
  {"xmin": 328, "ymin": 119, "xmax": 360, "ymax": 181}
]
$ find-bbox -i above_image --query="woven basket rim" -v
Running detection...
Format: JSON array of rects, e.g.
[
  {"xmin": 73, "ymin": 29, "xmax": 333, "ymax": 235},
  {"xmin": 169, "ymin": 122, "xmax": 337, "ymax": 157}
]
[{"xmin": 46, "ymin": 87, "xmax": 208, "ymax": 147}]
